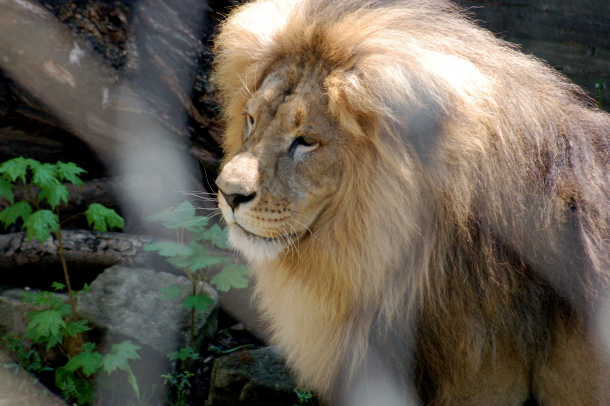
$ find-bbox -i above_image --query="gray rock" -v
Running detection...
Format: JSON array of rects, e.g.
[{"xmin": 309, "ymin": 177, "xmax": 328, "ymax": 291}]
[
  {"xmin": 0, "ymin": 289, "xmax": 33, "ymax": 338},
  {"xmin": 208, "ymin": 346, "xmax": 307, "ymax": 406},
  {"xmin": 77, "ymin": 265, "xmax": 219, "ymax": 355}
]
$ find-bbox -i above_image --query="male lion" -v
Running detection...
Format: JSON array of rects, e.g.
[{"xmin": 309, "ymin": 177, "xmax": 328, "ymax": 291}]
[{"xmin": 213, "ymin": 0, "xmax": 610, "ymax": 404}]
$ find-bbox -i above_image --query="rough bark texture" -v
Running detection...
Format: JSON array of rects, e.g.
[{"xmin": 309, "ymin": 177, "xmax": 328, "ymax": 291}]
[
  {"xmin": 0, "ymin": 0, "xmax": 226, "ymax": 169},
  {"xmin": 0, "ymin": 230, "xmax": 157, "ymax": 288}
]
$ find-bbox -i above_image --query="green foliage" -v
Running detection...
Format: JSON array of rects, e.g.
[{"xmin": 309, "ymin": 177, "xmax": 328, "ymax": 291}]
[
  {"xmin": 101, "ymin": 341, "xmax": 142, "ymax": 374},
  {"xmin": 38, "ymin": 183, "xmax": 70, "ymax": 209},
  {"xmin": 145, "ymin": 241, "xmax": 194, "ymax": 257},
  {"xmin": 144, "ymin": 200, "xmax": 250, "ymax": 316},
  {"xmin": 163, "ymin": 347, "xmax": 200, "ymax": 406},
  {"xmin": 24, "ymin": 210, "xmax": 59, "ymax": 242},
  {"xmin": 0, "ymin": 158, "xmax": 123, "ymax": 241},
  {"xmin": 210, "ymin": 264, "xmax": 250, "ymax": 292},
  {"xmin": 0, "ymin": 201, "xmax": 32, "ymax": 227},
  {"xmin": 183, "ymin": 294, "xmax": 215, "ymax": 311},
  {"xmin": 55, "ymin": 340, "xmax": 142, "ymax": 405},
  {"xmin": 85, "ymin": 203, "xmax": 125, "ymax": 232},
  {"xmin": 294, "ymin": 389, "xmax": 314, "ymax": 406},
  {"xmin": 196, "ymin": 223, "xmax": 231, "ymax": 249},
  {"xmin": 22, "ymin": 290, "xmax": 92, "ymax": 349},
  {"xmin": 55, "ymin": 161, "xmax": 86, "ymax": 185},
  {"xmin": 0, "ymin": 157, "xmax": 34, "ymax": 184},
  {"xmin": 20, "ymin": 289, "xmax": 142, "ymax": 405},
  {"xmin": 167, "ymin": 346, "xmax": 199, "ymax": 363},
  {"xmin": 24, "ymin": 310, "xmax": 67, "ymax": 348},
  {"xmin": 63, "ymin": 343, "xmax": 103, "ymax": 377},
  {"xmin": 22, "ymin": 290, "xmax": 71, "ymax": 314},
  {"xmin": 144, "ymin": 200, "xmax": 249, "ymax": 294},
  {"xmin": 51, "ymin": 281, "xmax": 67, "ymax": 291},
  {"xmin": 0, "ymin": 157, "xmax": 133, "ymax": 405},
  {"xmin": 145, "ymin": 200, "xmax": 250, "ymax": 405},
  {"xmin": 2, "ymin": 334, "xmax": 53, "ymax": 375},
  {"xmin": 55, "ymin": 366, "xmax": 97, "ymax": 405},
  {"xmin": 145, "ymin": 200, "xmax": 209, "ymax": 232},
  {"xmin": 162, "ymin": 370, "xmax": 194, "ymax": 406},
  {"xmin": 0, "ymin": 178, "xmax": 14, "ymax": 204}
]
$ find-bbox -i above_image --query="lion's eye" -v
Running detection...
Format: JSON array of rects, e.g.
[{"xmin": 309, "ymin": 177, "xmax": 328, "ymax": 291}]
[
  {"xmin": 290, "ymin": 136, "xmax": 319, "ymax": 154},
  {"xmin": 244, "ymin": 113, "xmax": 255, "ymax": 139}
]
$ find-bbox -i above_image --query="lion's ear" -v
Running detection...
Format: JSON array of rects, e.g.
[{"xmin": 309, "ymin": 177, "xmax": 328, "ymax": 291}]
[{"xmin": 325, "ymin": 69, "xmax": 379, "ymax": 138}]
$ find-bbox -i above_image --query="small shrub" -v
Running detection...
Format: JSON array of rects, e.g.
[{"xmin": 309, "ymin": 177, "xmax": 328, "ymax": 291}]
[{"xmin": 0, "ymin": 158, "xmax": 140, "ymax": 405}]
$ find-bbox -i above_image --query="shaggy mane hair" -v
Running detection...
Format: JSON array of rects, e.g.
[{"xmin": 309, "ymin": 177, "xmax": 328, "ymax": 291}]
[{"xmin": 214, "ymin": 0, "xmax": 610, "ymax": 404}]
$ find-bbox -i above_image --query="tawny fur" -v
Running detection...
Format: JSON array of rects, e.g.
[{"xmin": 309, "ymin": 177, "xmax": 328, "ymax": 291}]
[{"xmin": 213, "ymin": 0, "xmax": 610, "ymax": 404}]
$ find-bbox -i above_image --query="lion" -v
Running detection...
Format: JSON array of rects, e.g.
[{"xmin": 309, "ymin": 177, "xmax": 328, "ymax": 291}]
[{"xmin": 212, "ymin": 0, "xmax": 610, "ymax": 404}]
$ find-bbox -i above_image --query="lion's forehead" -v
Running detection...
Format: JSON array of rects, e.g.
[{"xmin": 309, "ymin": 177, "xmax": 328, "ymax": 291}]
[{"xmin": 252, "ymin": 62, "xmax": 328, "ymax": 107}]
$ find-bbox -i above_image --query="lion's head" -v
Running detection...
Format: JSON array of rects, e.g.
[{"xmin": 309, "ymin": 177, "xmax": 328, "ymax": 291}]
[
  {"xmin": 215, "ymin": 63, "xmax": 347, "ymax": 265},
  {"xmin": 213, "ymin": 0, "xmax": 610, "ymax": 403}
]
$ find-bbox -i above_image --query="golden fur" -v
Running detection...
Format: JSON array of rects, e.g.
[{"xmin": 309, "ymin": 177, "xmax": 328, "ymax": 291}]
[{"xmin": 213, "ymin": 0, "xmax": 610, "ymax": 404}]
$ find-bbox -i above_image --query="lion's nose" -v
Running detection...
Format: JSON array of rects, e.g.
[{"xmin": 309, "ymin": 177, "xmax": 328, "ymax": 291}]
[{"xmin": 219, "ymin": 189, "xmax": 257, "ymax": 211}]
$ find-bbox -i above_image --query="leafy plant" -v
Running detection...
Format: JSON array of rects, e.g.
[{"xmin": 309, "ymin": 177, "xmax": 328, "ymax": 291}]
[
  {"xmin": 144, "ymin": 200, "xmax": 249, "ymax": 405},
  {"xmin": 2, "ymin": 334, "xmax": 54, "ymax": 375},
  {"xmin": 0, "ymin": 158, "xmax": 139, "ymax": 405},
  {"xmin": 144, "ymin": 200, "xmax": 249, "ymax": 347},
  {"xmin": 55, "ymin": 340, "xmax": 142, "ymax": 404},
  {"xmin": 162, "ymin": 347, "xmax": 199, "ymax": 406},
  {"xmin": 0, "ymin": 157, "xmax": 124, "ymax": 313}
]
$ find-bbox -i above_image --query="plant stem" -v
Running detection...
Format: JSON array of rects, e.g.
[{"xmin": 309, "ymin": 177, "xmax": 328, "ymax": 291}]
[
  {"xmin": 55, "ymin": 210, "xmax": 76, "ymax": 314},
  {"xmin": 25, "ymin": 183, "xmax": 40, "ymax": 211},
  {"xmin": 189, "ymin": 281, "xmax": 196, "ymax": 349},
  {"xmin": 60, "ymin": 210, "xmax": 86, "ymax": 225}
]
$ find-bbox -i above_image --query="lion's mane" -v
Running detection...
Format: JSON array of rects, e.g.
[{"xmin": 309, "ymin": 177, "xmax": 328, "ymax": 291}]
[{"xmin": 214, "ymin": 0, "xmax": 610, "ymax": 403}]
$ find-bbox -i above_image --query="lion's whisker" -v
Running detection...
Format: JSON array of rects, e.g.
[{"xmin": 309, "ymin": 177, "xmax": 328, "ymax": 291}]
[{"xmin": 236, "ymin": 73, "xmax": 253, "ymax": 98}]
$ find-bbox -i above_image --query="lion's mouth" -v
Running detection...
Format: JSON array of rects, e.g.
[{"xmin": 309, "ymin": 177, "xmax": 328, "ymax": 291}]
[{"xmin": 234, "ymin": 223, "xmax": 298, "ymax": 243}]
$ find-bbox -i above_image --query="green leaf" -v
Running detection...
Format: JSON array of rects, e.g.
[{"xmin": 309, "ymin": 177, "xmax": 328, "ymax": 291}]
[
  {"xmin": 166, "ymin": 256, "xmax": 192, "ymax": 269},
  {"xmin": 210, "ymin": 264, "xmax": 250, "ymax": 292},
  {"xmin": 64, "ymin": 348, "xmax": 103, "ymax": 376},
  {"xmin": 22, "ymin": 290, "xmax": 70, "ymax": 314},
  {"xmin": 78, "ymin": 283, "xmax": 91, "ymax": 294},
  {"xmin": 56, "ymin": 366, "xmax": 97, "ymax": 404},
  {"xmin": 25, "ymin": 310, "xmax": 66, "ymax": 346},
  {"xmin": 167, "ymin": 347, "xmax": 199, "ymax": 362},
  {"xmin": 24, "ymin": 158, "xmax": 42, "ymax": 169},
  {"xmin": 145, "ymin": 200, "xmax": 209, "ymax": 232},
  {"xmin": 0, "ymin": 201, "xmax": 33, "ymax": 227},
  {"xmin": 0, "ymin": 157, "xmax": 31, "ymax": 183},
  {"xmin": 101, "ymin": 341, "xmax": 141, "ymax": 374},
  {"xmin": 51, "ymin": 281, "xmax": 66, "ymax": 291},
  {"xmin": 189, "ymin": 242, "xmax": 230, "ymax": 271},
  {"xmin": 32, "ymin": 163, "xmax": 59, "ymax": 188},
  {"xmin": 23, "ymin": 209, "xmax": 59, "ymax": 242},
  {"xmin": 63, "ymin": 320, "xmax": 91, "ymax": 337},
  {"xmin": 183, "ymin": 294, "xmax": 215, "ymax": 311},
  {"xmin": 38, "ymin": 183, "xmax": 69, "ymax": 209},
  {"xmin": 0, "ymin": 178, "xmax": 14, "ymax": 204},
  {"xmin": 144, "ymin": 241, "xmax": 193, "ymax": 257},
  {"xmin": 84, "ymin": 203, "xmax": 124, "ymax": 231},
  {"xmin": 189, "ymin": 253, "xmax": 229, "ymax": 271},
  {"xmin": 197, "ymin": 223, "xmax": 230, "ymax": 249},
  {"xmin": 159, "ymin": 284, "xmax": 183, "ymax": 300},
  {"xmin": 55, "ymin": 161, "xmax": 86, "ymax": 185}
]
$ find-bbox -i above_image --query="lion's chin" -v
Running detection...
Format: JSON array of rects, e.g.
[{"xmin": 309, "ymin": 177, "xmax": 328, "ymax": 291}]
[{"xmin": 227, "ymin": 223, "xmax": 288, "ymax": 266}]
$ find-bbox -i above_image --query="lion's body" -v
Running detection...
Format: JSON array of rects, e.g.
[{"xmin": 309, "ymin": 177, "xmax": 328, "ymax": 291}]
[{"xmin": 213, "ymin": 0, "xmax": 610, "ymax": 404}]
